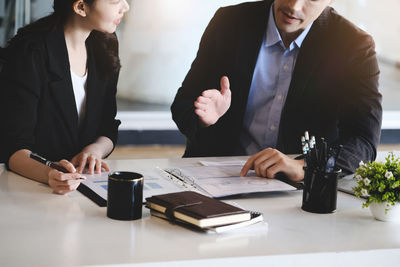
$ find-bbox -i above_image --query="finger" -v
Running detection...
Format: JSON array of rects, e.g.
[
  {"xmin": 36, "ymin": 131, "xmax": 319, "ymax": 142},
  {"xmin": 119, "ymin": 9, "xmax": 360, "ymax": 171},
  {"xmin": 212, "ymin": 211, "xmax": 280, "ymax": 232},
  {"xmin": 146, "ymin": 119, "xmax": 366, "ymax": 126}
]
[
  {"xmin": 77, "ymin": 153, "xmax": 89, "ymax": 173},
  {"xmin": 53, "ymin": 189, "xmax": 70, "ymax": 195},
  {"xmin": 266, "ymin": 162, "xmax": 282, "ymax": 179},
  {"xmin": 49, "ymin": 170, "xmax": 63, "ymax": 182},
  {"xmin": 255, "ymin": 162, "xmax": 265, "ymax": 177},
  {"xmin": 58, "ymin": 159, "xmax": 76, "ymax": 173},
  {"xmin": 220, "ymin": 76, "xmax": 230, "ymax": 95},
  {"xmin": 70, "ymin": 156, "xmax": 79, "ymax": 167},
  {"xmin": 241, "ymin": 149, "xmax": 269, "ymax": 176},
  {"xmin": 194, "ymin": 101, "xmax": 208, "ymax": 111},
  {"xmin": 240, "ymin": 155, "xmax": 257, "ymax": 176},
  {"xmin": 64, "ymin": 178, "xmax": 82, "ymax": 186},
  {"xmin": 51, "ymin": 172, "xmax": 81, "ymax": 182},
  {"xmin": 264, "ymin": 158, "xmax": 287, "ymax": 179},
  {"xmin": 195, "ymin": 108, "xmax": 208, "ymax": 119},
  {"xmin": 256, "ymin": 160, "xmax": 276, "ymax": 178},
  {"xmin": 51, "ymin": 179, "xmax": 81, "ymax": 194},
  {"xmin": 102, "ymin": 161, "xmax": 110, "ymax": 172},
  {"xmin": 202, "ymin": 89, "xmax": 219, "ymax": 99},
  {"xmin": 95, "ymin": 159, "xmax": 102, "ymax": 174},
  {"xmin": 87, "ymin": 156, "xmax": 96, "ymax": 175},
  {"xmin": 252, "ymin": 148, "xmax": 277, "ymax": 166},
  {"xmin": 196, "ymin": 96, "xmax": 212, "ymax": 105},
  {"xmin": 195, "ymin": 108, "xmax": 215, "ymax": 127},
  {"xmin": 254, "ymin": 154, "xmax": 280, "ymax": 177},
  {"xmin": 53, "ymin": 182, "xmax": 80, "ymax": 194},
  {"xmin": 53, "ymin": 180, "xmax": 80, "ymax": 189}
]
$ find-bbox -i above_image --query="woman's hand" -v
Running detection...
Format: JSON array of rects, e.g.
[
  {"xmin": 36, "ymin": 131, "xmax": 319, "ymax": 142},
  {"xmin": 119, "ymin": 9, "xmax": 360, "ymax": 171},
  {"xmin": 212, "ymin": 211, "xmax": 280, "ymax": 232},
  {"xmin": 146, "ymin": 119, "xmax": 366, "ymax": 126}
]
[
  {"xmin": 48, "ymin": 159, "xmax": 84, "ymax": 195},
  {"xmin": 71, "ymin": 143, "xmax": 110, "ymax": 174}
]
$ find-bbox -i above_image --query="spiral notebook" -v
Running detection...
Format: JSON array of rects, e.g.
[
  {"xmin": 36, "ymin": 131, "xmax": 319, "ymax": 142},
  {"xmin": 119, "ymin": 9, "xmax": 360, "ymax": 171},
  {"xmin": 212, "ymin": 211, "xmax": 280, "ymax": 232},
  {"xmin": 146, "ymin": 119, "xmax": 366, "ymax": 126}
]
[
  {"xmin": 78, "ymin": 162, "xmax": 299, "ymax": 206},
  {"xmin": 164, "ymin": 165, "xmax": 298, "ymax": 198}
]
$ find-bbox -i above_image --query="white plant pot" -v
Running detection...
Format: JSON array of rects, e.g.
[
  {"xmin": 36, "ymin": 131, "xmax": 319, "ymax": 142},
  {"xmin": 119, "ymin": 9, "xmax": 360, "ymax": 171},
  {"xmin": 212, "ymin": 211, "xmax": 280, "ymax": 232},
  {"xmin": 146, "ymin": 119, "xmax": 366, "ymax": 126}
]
[{"xmin": 369, "ymin": 202, "xmax": 400, "ymax": 222}]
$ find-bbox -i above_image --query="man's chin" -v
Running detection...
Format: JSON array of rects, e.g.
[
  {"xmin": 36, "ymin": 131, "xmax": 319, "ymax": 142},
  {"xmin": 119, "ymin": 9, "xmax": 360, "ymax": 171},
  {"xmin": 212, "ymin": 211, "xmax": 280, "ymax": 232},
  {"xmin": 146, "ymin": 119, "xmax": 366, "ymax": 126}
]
[{"xmin": 278, "ymin": 24, "xmax": 301, "ymax": 33}]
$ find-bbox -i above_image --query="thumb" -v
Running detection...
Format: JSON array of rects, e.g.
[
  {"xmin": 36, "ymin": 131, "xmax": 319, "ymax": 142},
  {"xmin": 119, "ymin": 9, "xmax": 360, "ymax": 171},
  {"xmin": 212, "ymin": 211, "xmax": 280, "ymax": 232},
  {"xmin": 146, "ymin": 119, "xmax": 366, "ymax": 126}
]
[
  {"xmin": 58, "ymin": 159, "xmax": 77, "ymax": 173},
  {"xmin": 220, "ymin": 76, "xmax": 230, "ymax": 95}
]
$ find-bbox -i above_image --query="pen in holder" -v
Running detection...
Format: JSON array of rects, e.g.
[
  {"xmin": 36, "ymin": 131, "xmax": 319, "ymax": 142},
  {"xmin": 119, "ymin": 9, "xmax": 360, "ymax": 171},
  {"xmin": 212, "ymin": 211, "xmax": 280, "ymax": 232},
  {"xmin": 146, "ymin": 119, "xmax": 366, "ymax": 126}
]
[{"xmin": 300, "ymin": 132, "xmax": 343, "ymax": 214}]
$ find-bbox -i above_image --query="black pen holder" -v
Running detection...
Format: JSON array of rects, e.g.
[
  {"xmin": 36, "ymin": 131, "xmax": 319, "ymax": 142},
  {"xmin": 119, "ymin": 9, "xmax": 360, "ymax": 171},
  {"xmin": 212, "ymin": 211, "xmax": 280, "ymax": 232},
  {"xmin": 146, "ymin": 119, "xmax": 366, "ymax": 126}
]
[
  {"xmin": 107, "ymin": 172, "xmax": 144, "ymax": 220},
  {"xmin": 301, "ymin": 167, "xmax": 341, "ymax": 214}
]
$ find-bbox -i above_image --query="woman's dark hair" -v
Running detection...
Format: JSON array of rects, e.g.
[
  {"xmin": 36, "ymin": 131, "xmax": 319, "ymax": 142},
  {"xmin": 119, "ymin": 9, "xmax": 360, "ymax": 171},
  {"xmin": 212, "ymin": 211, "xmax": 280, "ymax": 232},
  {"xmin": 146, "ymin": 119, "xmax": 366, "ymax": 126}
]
[{"xmin": 13, "ymin": 0, "xmax": 121, "ymax": 76}]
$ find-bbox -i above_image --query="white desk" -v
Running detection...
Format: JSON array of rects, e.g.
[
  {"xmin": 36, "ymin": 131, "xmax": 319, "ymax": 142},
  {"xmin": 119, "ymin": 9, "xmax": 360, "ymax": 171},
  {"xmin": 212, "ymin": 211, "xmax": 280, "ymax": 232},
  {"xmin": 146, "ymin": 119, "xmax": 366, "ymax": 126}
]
[{"xmin": 1, "ymin": 156, "xmax": 400, "ymax": 267}]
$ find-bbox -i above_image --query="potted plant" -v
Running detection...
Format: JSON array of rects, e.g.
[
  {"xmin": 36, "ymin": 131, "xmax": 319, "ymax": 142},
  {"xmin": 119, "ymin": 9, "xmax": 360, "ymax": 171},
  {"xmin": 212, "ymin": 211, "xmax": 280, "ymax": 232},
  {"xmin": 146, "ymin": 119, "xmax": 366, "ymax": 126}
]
[{"xmin": 353, "ymin": 153, "xmax": 400, "ymax": 222}]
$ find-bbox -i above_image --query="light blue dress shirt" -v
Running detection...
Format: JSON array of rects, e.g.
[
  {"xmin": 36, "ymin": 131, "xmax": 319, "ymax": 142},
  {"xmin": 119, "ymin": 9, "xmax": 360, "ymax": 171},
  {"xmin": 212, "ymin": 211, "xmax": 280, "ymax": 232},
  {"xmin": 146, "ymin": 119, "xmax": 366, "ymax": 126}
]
[{"xmin": 240, "ymin": 6, "xmax": 313, "ymax": 155}]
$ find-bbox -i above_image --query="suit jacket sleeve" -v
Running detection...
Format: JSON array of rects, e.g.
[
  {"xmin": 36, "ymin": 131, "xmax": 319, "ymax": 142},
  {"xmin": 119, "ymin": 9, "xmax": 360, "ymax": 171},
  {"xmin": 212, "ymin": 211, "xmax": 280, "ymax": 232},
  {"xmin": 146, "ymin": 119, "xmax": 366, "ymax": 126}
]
[
  {"xmin": 1, "ymin": 37, "xmax": 45, "ymax": 162},
  {"xmin": 336, "ymin": 33, "xmax": 382, "ymax": 173},
  {"xmin": 97, "ymin": 71, "xmax": 121, "ymax": 152}
]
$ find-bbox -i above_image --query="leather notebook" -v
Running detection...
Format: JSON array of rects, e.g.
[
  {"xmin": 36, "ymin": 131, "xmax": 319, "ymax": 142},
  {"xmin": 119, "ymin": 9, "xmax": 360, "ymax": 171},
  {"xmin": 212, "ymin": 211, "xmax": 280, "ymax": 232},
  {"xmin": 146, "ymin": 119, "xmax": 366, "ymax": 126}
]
[{"xmin": 146, "ymin": 191, "xmax": 251, "ymax": 228}]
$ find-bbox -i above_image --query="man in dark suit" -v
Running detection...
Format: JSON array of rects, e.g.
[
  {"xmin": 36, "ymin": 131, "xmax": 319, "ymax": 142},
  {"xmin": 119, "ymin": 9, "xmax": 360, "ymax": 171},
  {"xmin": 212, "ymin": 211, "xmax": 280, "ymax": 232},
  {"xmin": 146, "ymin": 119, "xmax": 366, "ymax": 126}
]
[{"xmin": 171, "ymin": 0, "xmax": 382, "ymax": 182}]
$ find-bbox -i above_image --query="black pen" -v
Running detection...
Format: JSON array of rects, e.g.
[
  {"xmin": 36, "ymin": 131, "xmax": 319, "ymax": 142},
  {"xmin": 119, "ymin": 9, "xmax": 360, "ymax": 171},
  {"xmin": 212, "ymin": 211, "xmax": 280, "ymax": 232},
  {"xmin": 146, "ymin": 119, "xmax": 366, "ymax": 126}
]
[{"xmin": 30, "ymin": 153, "xmax": 85, "ymax": 180}]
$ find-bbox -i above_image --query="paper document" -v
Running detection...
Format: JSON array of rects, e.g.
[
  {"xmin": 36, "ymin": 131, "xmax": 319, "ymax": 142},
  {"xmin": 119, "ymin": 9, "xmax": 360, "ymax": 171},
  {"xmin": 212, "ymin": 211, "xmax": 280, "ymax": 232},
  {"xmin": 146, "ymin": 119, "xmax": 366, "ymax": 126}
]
[
  {"xmin": 165, "ymin": 165, "xmax": 297, "ymax": 198},
  {"xmin": 206, "ymin": 211, "xmax": 266, "ymax": 233},
  {"xmin": 81, "ymin": 168, "xmax": 185, "ymax": 202},
  {"xmin": 200, "ymin": 160, "xmax": 247, "ymax": 166}
]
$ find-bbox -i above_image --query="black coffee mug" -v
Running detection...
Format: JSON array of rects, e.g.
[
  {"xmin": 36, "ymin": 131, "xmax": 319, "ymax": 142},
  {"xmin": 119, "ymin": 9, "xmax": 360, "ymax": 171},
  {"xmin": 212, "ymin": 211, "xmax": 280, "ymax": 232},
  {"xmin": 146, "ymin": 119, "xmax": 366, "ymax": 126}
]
[{"xmin": 107, "ymin": 171, "xmax": 144, "ymax": 220}]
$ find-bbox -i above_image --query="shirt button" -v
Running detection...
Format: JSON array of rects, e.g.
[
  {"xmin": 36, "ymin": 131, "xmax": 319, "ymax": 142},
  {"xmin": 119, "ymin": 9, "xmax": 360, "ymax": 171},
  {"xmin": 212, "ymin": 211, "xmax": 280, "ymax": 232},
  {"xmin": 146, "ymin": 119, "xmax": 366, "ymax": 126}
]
[
  {"xmin": 270, "ymin": 125, "xmax": 276, "ymax": 131},
  {"xmin": 283, "ymin": 65, "xmax": 289, "ymax": 71},
  {"xmin": 277, "ymin": 95, "xmax": 282, "ymax": 100}
]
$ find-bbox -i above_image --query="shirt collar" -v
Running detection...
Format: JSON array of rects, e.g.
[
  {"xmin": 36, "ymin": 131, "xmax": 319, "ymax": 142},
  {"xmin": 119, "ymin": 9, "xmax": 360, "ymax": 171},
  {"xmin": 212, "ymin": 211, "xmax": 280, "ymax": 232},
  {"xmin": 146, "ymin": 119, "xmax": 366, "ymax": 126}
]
[{"xmin": 265, "ymin": 5, "xmax": 313, "ymax": 50}]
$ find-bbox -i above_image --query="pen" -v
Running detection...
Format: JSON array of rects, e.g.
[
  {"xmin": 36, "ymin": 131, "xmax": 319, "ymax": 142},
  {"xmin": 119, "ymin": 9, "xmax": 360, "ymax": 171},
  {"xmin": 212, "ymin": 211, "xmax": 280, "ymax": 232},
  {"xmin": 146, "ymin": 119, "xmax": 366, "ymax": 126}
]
[
  {"xmin": 304, "ymin": 131, "xmax": 310, "ymax": 142},
  {"xmin": 30, "ymin": 152, "xmax": 85, "ymax": 180},
  {"xmin": 325, "ymin": 156, "xmax": 336, "ymax": 173}
]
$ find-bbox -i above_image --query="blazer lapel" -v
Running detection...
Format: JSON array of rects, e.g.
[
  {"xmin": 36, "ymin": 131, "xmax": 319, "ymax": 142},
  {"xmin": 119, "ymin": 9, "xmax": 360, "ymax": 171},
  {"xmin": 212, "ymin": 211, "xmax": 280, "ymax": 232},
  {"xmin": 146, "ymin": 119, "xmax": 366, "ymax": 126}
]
[
  {"xmin": 277, "ymin": 8, "xmax": 331, "ymax": 151},
  {"xmin": 45, "ymin": 27, "xmax": 79, "ymax": 144},
  {"xmin": 234, "ymin": 0, "xmax": 270, "ymax": 117},
  {"xmin": 285, "ymin": 8, "xmax": 331, "ymax": 105}
]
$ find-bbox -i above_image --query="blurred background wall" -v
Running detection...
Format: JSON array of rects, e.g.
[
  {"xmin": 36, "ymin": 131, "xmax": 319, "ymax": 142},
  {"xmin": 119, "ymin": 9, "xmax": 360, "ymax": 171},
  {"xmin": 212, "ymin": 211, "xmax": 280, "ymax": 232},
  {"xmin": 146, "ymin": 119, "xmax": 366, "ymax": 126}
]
[{"xmin": 1, "ymin": 0, "xmax": 399, "ymax": 144}]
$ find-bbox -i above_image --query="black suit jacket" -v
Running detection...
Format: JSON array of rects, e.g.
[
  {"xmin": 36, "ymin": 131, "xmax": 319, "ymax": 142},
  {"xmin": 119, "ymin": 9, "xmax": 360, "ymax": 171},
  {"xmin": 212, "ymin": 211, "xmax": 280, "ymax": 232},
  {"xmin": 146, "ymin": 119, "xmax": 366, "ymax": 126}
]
[
  {"xmin": 171, "ymin": 0, "xmax": 382, "ymax": 173},
  {"xmin": 0, "ymin": 26, "xmax": 120, "ymax": 163}
]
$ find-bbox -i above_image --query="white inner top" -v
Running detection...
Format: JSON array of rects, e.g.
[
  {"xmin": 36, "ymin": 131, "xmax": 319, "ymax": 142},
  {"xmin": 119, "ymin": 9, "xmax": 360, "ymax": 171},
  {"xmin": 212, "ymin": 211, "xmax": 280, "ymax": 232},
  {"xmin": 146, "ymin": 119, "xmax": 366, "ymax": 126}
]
[{"xmin": 70, "ymin": 70, "xmax": 88, "ymax": 126}]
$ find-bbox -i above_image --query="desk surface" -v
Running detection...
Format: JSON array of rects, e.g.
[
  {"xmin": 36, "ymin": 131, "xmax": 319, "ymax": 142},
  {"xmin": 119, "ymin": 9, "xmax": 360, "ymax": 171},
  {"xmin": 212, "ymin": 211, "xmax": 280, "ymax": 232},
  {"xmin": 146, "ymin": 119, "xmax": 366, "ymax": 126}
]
[{"xmin": 1, "ymin": 155, "xmax": 400, "ymax": 267}]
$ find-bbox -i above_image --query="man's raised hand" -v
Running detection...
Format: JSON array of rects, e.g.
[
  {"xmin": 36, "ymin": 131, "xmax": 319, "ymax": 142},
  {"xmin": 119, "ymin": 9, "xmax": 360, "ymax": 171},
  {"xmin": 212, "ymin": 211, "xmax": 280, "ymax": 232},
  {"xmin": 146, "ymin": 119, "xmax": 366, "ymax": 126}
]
[{"xmin": 194, "ymin": 76, "xmax": 231, "ymax": 127}]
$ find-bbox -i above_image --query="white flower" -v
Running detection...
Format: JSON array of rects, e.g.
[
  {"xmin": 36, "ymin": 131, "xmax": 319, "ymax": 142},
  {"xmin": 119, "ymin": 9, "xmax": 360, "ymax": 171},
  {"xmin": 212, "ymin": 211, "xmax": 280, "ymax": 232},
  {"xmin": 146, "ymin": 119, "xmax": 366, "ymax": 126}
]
[
  {"xmin": 363, "ymin": 178, "xmax": 371, "ymax": 186},
  {"xmin": 355, "ymin": 174, "xmax": 363, "ymax": 182},
  {"xmin": 385, "ymin": 171, "xmax": 393, "ymax": 179},
  {"xmin": 359, "ymin": 161, "xmax": 365, "ymax": 167},
  {"xmin": 361, "ymin": 189, "xmax": 368, "ymax": 197}
]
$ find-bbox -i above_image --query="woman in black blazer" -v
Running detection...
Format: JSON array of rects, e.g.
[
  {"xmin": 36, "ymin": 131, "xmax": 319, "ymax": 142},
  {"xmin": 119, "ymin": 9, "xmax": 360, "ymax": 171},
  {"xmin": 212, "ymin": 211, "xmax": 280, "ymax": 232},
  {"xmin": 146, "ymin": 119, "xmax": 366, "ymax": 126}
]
[{"xmin": 0, "ymin": 0, "xmax": 129, "ymax": 194}]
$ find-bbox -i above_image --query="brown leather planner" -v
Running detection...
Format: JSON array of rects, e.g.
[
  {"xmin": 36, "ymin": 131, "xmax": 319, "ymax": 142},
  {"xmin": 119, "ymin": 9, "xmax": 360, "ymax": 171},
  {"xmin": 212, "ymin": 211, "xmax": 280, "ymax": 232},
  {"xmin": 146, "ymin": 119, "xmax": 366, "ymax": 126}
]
[{"xmin": 146, "ymin": 191, "xmax": 251, "ymax": 228}]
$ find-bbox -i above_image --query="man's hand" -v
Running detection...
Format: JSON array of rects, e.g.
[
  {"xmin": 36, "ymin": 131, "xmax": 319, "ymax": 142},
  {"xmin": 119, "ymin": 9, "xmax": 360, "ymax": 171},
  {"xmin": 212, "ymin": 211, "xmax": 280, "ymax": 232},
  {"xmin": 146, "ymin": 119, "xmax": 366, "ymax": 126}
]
[
  {"xmin": 240, "ymin": 148, "xmax": 305, "ymax": 182},
  {"xmin": 194, "ymin": 76, "xmax": 232, "ymax": 127}
]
